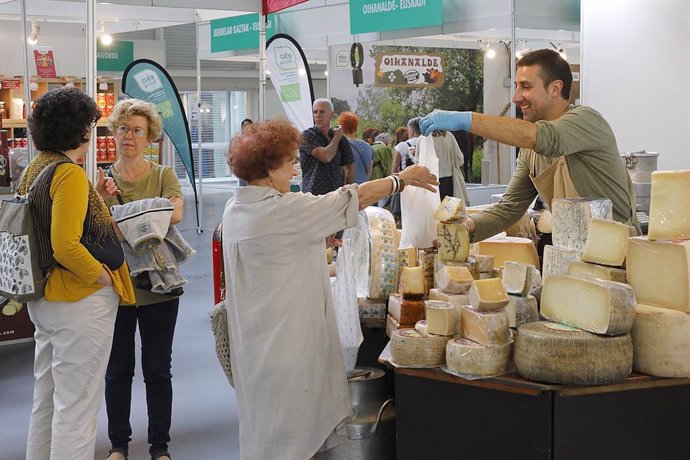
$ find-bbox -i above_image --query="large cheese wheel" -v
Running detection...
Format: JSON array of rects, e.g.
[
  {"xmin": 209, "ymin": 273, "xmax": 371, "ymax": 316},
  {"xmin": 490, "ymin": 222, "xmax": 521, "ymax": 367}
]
[
  {"xmin": 541, "ymin": 275, "xmax": 635, "ymax": 335},
  {"xmin": 390, "ymin": 328, "xmax": 449, "ymax": 367},
  {"xmin": 551, "ymin": 198, "xmax": 612, "ymax": 252},
  {"xmin": 515, "ymin": 321, "xmax": 633, "ymax": 385},
  {"xmin": 631, "ymin": 304, "xmax": 690, "ymax": 378},
  {"xmin": 365, "ymin": 207, "xmax": 399, "ymax": 300},
  {"xmin": 445, "ymin": 338, "xmax": 512, "ymax": 377}
]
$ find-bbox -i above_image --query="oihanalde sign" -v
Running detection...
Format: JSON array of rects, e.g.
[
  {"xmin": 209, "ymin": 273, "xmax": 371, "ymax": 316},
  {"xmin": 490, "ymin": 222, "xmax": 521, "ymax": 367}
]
[{"xmin": 349, "ymin": 0, "xmax": 442, "ymax": 34}]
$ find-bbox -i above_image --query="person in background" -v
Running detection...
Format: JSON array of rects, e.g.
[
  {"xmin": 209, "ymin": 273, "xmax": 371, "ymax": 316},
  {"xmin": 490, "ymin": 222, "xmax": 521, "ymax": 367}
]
[
  {"xmin": 431, "ymin": 129, "xmax": 470, "ymax": 205},
  {"xmin": 420, "ymin": 48, "xmax": 639, "ymax": 241},
  {"xmin": 21, "ymin": 87, "xmax": 134, "ymax": 460},
  {"xmin": 240, "ymin": 118, "xmax": 253, "ymax": 132},
  {"xmin": 99, "ymin": 99, "xmax": 184, "ymax": 460},
  {"xmin": 370, "ymin": 132, "xmax": 394, "ymax": 181},
  {"xmin": 222, "ymin": 118, "xmax": 438, "ymax": 460},
  {"xmin": 338, "ymin": 111, "xmax": 373, "ymax": 184},
  {"xmin": 389, "ymin": 126, "xmax": 410, "ymax": 221},
  {"xmin": 361, "ymin": 127, "xmax": 382, "ymax": 146},
  {"xmin": 394, "ymin": 117, "xmax": 421, "ymax": 172},
  {"xmin": 300, "ymin": 98, "xmax": 355, "ymax": 195}
]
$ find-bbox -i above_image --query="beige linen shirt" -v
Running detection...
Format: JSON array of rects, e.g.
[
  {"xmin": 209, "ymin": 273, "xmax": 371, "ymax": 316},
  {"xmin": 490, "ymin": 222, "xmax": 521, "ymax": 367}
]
[{"xmin": 222, "ymin": 184, "xmax": 359, "ymax": 460}]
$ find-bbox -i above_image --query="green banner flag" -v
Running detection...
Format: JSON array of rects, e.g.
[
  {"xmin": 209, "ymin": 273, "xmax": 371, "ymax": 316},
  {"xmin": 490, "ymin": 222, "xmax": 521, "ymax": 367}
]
[
  {"xmin": 349, "ymin": 0, "xmax": 442, "ymax": 34},
  {"xmin": 97, "ymin": 41, "xmax": 134, "ymax": 72},
  {"xmin": 210, "ymin": 14, "xmax": 276, "ymax": 52}
]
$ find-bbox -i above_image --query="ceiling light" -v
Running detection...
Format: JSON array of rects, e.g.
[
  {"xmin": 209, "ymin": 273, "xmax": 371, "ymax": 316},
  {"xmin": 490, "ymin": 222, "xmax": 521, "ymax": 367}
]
[
  {"xmin": 98, "ymin": 21, "xmax": 113, "ymax": 46},
  {"xmin": 27, "ymin": 20, "xmax": 40, "ymax": 45}
]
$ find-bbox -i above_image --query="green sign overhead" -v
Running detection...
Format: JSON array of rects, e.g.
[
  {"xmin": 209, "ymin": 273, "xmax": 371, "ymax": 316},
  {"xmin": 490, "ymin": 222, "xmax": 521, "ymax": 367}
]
[
  {"xmin": 210, "ymin": 14, "xmax": 276, "ymax": 52},
  {"xmin": 349, "ymin": 0, "xmax": 442, "ymax": 35},
  {"xmin": 97, "ymin": 41, "xmax": 134, "ymax": 72}
]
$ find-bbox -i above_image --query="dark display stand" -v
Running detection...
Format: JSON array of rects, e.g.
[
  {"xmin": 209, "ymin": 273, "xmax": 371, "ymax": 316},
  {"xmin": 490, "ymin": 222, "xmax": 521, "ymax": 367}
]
[{"xmin": 395, "ymin": 368, "xmax": 690, "ymax": 460}]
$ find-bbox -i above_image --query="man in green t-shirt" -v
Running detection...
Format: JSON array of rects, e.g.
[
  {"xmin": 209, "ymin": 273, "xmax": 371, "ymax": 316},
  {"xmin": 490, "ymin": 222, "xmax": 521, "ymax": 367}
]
[{"xmin": 420, "ymin": 49, "xmax": 639, "ymax": 242}]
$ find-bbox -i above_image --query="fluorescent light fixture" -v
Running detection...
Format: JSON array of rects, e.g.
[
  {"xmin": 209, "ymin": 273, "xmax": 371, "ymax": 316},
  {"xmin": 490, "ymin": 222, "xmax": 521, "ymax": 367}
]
[
  {"xmin": 27, "ymin": 21, "xmax": 40, "ymax": 45},
  {"xmin": 98, "ymin": 21, "xmax": 113, "ymax": 46}
]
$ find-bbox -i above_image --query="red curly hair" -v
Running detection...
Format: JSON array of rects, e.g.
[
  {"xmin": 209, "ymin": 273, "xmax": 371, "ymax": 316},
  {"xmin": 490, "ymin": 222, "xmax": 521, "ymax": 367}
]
[
  {"xmin": 227, "ymin": 118, "xmax": 301, "ymax": 182},
  {"xmin": 337, "ymin": 111, "xmax": 359, "ymax": 135}
]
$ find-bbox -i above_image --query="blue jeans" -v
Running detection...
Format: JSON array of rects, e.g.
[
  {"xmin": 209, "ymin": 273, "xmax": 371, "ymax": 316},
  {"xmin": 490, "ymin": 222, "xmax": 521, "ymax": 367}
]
[{"xmin": 105, "ymin": 299, "xmax": 179, "ymax": 457}]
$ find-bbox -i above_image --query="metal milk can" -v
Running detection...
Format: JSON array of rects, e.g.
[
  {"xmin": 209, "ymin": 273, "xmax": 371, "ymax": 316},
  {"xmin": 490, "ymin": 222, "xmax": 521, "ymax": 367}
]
[
  {"xmin": 315, "ymin": 367, "xmax": 396, "ymax": 460},
  {"xmin": 620, "ymin": 151, "xmax": 659, "ymax": 212}
]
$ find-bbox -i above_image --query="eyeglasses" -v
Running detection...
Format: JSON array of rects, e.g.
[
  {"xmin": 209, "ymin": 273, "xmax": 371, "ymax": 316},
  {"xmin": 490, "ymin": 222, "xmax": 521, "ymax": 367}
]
[{"xmin": 116, "ymin": 125, "xmax": 147, "ymax": 138}]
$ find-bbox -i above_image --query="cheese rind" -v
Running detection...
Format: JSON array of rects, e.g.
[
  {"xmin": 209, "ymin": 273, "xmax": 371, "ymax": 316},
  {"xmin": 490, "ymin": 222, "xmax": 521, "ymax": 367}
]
[
  {"xmin": 474, "ymin": 254, "xmax": 495, "ymax": 273},
  {"xmin": 648, "ymin": 170, "xmax": 690, "ymax": 241},
  {"xmin": 515, "ymin": 321, "xmax": 633, "ymax": 385},
  {"xmin": 445, "ymin": 338, "xmax": 512, "ymax": 377},
  {"xmin": 505, "ymin": 295, "xmax": 539, "ymax": 328},
  {"xmin": 567, "ymin": 261, "xmax": 627, "ymax": 283},
  {"xmin": 433, "ymin": 195, "xmax": 467, "ymax": 223},
  {"xmin": 626, "ymin": 237, "xmax": 690, "ymax": 312},
  {"xmin": 542, "ymin": 244, "xmax": 582, "ymax": 278},
  {"xmin": 541, "ymin": 275, "xmax": 636, "ymax": 335},
  {"xmin": 387, "ymin": 294, "xmax": 425, "ymax": 325},
  {"xmin": 425, "ymin": 300, "xmax": 457, "ymax": 336},
  {"xmin": 582, "ymin": 218, "xmax": 635, "ymax": 266},
  {"xmin": 468, "ymin": 278, "xmax": 509, "ymax": 311},
  {"xmin": 501, "ymin": 261, "xmax": 535, "ymax": 296},
  {"xmin": 390, "ymin": 328, "xmax": 449, "ymax": 367},
  {"xmin": 437, "ymin": 222, "xmax": 470, "ymax": 262},
  {"xmin": 460, "ymin": 306, "xmax": 509, "ymax": 346},
  {"xmin": 399, "ymin": 266, "xmax": 425, "ymax": 298},
  {"xmin": 436, "ymin": 266, "xmax": 474, "ymax": 294},
  {"xmin": 631, "ymin": 303, "xmax": 690, "ymax": 377},
  {"xmin": 551, "ymin": 198, "xmax": 612, "ymax": 252}
]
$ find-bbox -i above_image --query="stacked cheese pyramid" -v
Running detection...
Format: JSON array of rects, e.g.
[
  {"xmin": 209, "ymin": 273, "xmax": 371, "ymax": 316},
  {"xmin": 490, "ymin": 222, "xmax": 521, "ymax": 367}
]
[{"xmin": 515, "ymin": 198, "xmax": 637, "ymax": 385}]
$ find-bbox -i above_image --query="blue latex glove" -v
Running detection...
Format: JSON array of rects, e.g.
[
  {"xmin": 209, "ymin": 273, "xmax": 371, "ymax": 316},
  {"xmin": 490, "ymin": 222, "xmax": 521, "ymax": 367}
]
[{"xmin": 419, "ymin": 110, "xmax": 472, "ymax": 136}]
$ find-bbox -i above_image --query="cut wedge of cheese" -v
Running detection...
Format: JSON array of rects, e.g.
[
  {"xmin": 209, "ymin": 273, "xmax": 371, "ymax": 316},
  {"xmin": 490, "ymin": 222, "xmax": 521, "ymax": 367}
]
[
  {"xmin": 505, "ymin": 295, "xmax": 539, "ymax": 328},
  {"xmin": 460, "ymin": 306, "xmax": 509, "ymax": 346},
  {"xmin": 387, "ymin": 294, "xmax": 425, "ymax": 325},
  {"xmin": 475, "ymin": 237, "xmax": 540, "ymax": 269},
  {"xmin": 428, "ymin": 288, "xmax": 469, "ymax": 309},
  {"xmin": 626, "ymin": 237, "xmax": 690, "ymax": 312},
  {"xmin": 541, "ymin": 275, "xmax": 636, "ymax": 335},
  {"xmin": 434, "ymin": 254, "xmax": 479, "ymax": 282},
  {"xmin": 468, "ymin": 278, "xmax": 509, "ymax": 311},
  {"xmin": 648, "ymin": 170, "xmax": 690, "ymax": 240},
  {"xmin": 474, "ymin": 254, "xmax": 494, "ymax": 273},
  {"xmin": 400, "ymin": 266, "xmax": 425, "ymax": 298},
  {"xmin": 542, "ymin": 245, "xmax": 581, "ymax": 278},
  {"xmin": 386, "ymin": 314, "xmax": 410, "ymax": 339},
  {"xmin": 390, "ymin": 328, "xmax": 449, "ymax": 367},
  {"xmin": 582, "ymin": 218, "xmax": 635, "ymax": 266},
  {"xmin": 445, "ymin": 338, "xmax": 512, "ymax": 377},
  {"xmin": 514, "ymin": 321, "xmax": 632, "ymax": 385},
  {"xmin": 568, "ymin": 261, "xmax": 627, "ymax": 283},
  {"xmin": 501, "ymin": 261, "xmax": 535, "ymax": 296},
  {"xmin": 433, "ymin": 195, "xmax": 466, "ymax": 223},
  {"xmin": 437, "ymin": 222, "xmax": 470, "ymax": 262},
  {"xmin": 425, "ymin": 300, "xmax": 457, "ymax": 336},
  {"xmin": 631, "ymin": 303, "xmax": 690, "ymax": 378},
  {"xmin": 551, "ymin": 198, "xmax": 612, "ymax": 252},
  {"xmin": 436, "ymin": 266, "xmax": 473, "ymax": 294}
]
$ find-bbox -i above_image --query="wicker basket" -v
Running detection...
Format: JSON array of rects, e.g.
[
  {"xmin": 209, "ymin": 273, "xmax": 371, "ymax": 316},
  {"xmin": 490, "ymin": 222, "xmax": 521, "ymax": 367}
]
[{"xmin": 209, "ymin": 301, "xmax": 234, "ymax": 387}]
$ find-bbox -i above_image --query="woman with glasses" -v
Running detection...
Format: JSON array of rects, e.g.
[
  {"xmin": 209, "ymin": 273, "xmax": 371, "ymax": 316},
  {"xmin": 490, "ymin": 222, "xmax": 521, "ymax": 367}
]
[
  {"xmin": 99, "ymin": 99, "xmax": 184, "ymax": 460},
  {"xmin": 21, "ymin": 87, "xmax": 135, "ymax": 459}
]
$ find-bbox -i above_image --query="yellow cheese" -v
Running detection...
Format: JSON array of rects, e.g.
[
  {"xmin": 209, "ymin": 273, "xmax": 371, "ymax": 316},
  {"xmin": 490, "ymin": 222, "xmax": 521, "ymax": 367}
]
[
  {"xmin": 433, "ymin": 195, "xmax": 466, "ymax": 223},
  {"xmin": 390, "ymin": 328, "xmax": 449, "ymax": 367},
  {"xmin": 631, "ymin": 303, "xmax": 690, "ymax": 378},
  {"xmin": 397, "ymin": 246, "xmax": 419, "ymax": 291},
  {"xmin": 515, "ymin": 321, "xmax": 632, "ymax": 385},
  {"xmin": 437, "ymin": 222, "xmax": 470, "ymax": 262},
  {"xmin": 436, "ymin": 266, "xmax": 474, "ymax": 294},
  {"xmin": 501, "ymin": 261, "xmax": 535, "ymax": 296},
  {"xmin": 541, "ymin": 275, "xmax": 636, "ymax": 335},
  {"xmin": 425, "ymin": 300, "xmax": 457, "ymax": 336},
  {"xmin": 434, "ymin": 254, "xmax": 479, "ymax": 282},
  {"xmin": 542, "ymin": 244, "xmax": 582, "ymax": 278},
  {"xmin": 551, "ymin": 198, "xmax": 612, "ymax": 252},
  {"xmin": 568, "ymin": 261, "xmax": 627, "ymax": 283},
  {"xmin": 582, "ymin": 218, "xmax": 635, "ymax": 266},
  {"xmin": 445, "ymin": 338, "xmax": 512, "ymax": 377},
  {"xmin": 626, "ymin": 237, "xmax": 690, "ymax": 312},
  {"xmin": 648, "ymin": 170, "xmax": 690, "ymax": 240},
  {"xmin": 475, "ymin": 237, "xmax": 540, "ymax": 269},
  {"xmin": 468, "ymin": 278, "xmax": 509, "ymax": 311},
  {"xmin": 399, "ymin": 266, "xmax": 425, "ymax": 298},
  {"xmin": 387, "ymin": 294, "xmax": 425, "ymax": 325},
  {"xmin": 460, "ymin": 306, "xmax": 509, "ymax": 346}
]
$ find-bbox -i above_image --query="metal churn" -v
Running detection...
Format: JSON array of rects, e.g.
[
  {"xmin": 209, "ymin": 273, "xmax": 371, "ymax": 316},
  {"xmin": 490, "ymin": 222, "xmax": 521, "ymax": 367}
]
[
  {"xmin": 315, "ymin": 367, "xmax": 396, "ymax": 460},
  {"xmin": 620, "ymin": 150, "xmax": 659, "ymax": 213}
]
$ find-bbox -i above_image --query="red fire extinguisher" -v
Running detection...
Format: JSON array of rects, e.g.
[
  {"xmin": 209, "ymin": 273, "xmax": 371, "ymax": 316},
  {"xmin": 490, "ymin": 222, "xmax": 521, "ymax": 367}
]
[{"xmin": 212, "ymin": 222, "xmax": 225, "ymax": 304}]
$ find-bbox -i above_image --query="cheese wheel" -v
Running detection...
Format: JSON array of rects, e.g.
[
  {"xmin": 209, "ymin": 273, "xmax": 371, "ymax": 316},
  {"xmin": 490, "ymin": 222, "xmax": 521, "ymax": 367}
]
[
  {"xmin": 390, "ymin": 328, "xmax": 449, "ymax": 367},
  {"xmin": 468, "ymin": 278, "xmax": 509, "ymax": 311},
  {"xmin": 445, "ymin": 338, "xmax": 512, "ymax": 377},
  {"xmin": 437, "ymin": 222, "xmax": 470, "ymax": 262},
  {"xmin": 505, "ymin": 295, "xmax": 539, "ymax": 328},
  {"xmin": 515, "ymin": 321, "xmax": 633, "ymax": 385},
  {"xmin": 501, "ymin": 261, "xmax": 535, "ymax": 296},
  {"xmin": 365, "ymin": 207, "xmax": 399, "ymax": 300},
  {"xmin": 434, "ymin": 195, "xmax": 466, "ymax": 223},
  {"xmin": 387, "ymin": 294, "xmax": 425, "ymax": 325},
  {"xmin": 626, "ymin": 237, "xmax": 690, "ymax": 312},
  {"xmin": 568, "ymin": 261, "xmax": 627, "ymax": 283},
  {"xmin": 436, "ymin": 265, "xmax": 474, "ymax": 294},
  {"xmin": 400, "ymin": 266, "xmax": 425, "ymax": 298},
  {"xmin": 541, "ymin": 275, "xmax": 636, "ymax": 335},
  {"xmin": 460, "ymin": 306, "xmax": 509, "ymax": 346},
  {"xmin": 551, "ymin": 198, "xmax": 612, "ymax": 252},
  {"xmin": 542, "ymin": 244, "xmax": 582, "ymax": 279},
  {"xmin": 631, "ymin": 304, "xmax": 690, "ymax": 378},
  {"xmin": 648, "ymin": 170, "xmax": 690, "ymax": 241},
  {"xmin": 582, "ymin": 218, "xmax": 635, "ymax": 266},
  {"xmin": 425, "ymin": 300, "xmax": 457, "ymax": 336}
]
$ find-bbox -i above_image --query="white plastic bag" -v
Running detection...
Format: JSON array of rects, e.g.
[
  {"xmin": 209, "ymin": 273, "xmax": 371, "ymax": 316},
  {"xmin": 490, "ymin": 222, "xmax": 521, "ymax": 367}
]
[
  {"xmin": 399, "ymin": 135, "xmax": 440, "ymax": 249},
  {"xmin": 332, "ymin": 238, "xmax": 364, "ymax": 373}
]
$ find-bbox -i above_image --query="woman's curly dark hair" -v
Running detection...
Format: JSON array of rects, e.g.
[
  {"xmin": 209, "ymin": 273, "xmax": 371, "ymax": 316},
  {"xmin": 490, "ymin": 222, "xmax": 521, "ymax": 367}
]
[{"xmin": 28, "ymin": 86, "xmax": 101, "ymax": 153}]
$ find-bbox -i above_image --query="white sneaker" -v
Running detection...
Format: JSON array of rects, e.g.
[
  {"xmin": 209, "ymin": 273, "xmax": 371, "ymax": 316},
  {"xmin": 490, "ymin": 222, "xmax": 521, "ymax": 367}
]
[{"xmin": 106, "ymin": 452, "xmax": 127, "ymax": 460}]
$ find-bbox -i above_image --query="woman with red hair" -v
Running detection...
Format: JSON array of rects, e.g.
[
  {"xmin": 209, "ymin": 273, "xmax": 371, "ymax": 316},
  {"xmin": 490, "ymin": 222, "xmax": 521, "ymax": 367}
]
[
  {"xmin": 337, "ymin": 111, "xmax": 372, "ymax": 184},
  {"xmin": 223, "ymin": 118, "xmax": 437, "ymax": 459}
]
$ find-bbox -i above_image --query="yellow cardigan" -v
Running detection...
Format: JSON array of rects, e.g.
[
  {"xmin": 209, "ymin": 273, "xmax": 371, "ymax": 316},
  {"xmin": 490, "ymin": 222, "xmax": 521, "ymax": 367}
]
[{"xmin": 44, "ymin": 163, "xmax": 135, "ymax": 304}]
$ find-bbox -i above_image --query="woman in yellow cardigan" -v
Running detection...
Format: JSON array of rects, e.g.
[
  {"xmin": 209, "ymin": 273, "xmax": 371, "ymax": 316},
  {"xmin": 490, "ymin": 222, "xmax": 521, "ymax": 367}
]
[{"xmin": 19, "ymin": 87, "xmax": 134, "ymax": 460}]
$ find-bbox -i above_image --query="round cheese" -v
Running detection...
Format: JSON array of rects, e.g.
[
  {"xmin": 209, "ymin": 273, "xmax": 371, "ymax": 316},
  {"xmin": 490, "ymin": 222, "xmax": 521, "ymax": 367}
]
[
  {"xmin": 445, "ymin": 337, "xmax": 512, "ymax": 377},
  {"xmin": 515, "ymin": 321, "xmax": 632, "ymax": 385},
  {"xmin": 390, "ymin": 328, "xmax": 449, "ymax": 367}
]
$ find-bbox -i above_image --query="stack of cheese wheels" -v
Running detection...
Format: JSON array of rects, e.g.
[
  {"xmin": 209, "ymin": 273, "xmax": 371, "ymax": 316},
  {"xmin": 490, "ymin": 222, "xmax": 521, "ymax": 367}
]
[
  {"xmin": 627, "ymin": 170, "xmax": 690, "ymax": 377},
  {"xmin": 365, "ymin": 207, "xmax": 399, "ymax": 300},
  {"xmin": 387, "ymin": 266, "xmax": 427, "ymax": 337},
  {"xmin": 390, "ymin": 328, "xmax": 449, "ymax": 367},
  {"xmin": 501, "ymin": 261, "xmax": 540, "ymax": 328}
]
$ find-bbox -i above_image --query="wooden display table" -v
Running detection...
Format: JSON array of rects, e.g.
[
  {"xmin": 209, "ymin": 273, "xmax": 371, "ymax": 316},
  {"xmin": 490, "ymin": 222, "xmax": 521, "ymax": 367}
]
[{"xmin": 395, "ymin": 367, "xmax": 690, "ymax": 460}]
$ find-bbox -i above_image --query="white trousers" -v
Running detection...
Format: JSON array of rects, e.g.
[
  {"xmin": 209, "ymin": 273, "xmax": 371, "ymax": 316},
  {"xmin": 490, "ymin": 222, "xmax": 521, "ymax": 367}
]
[{"xmin": 26, "ymin": 287, "xmax": 119, "ymax": 460}]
